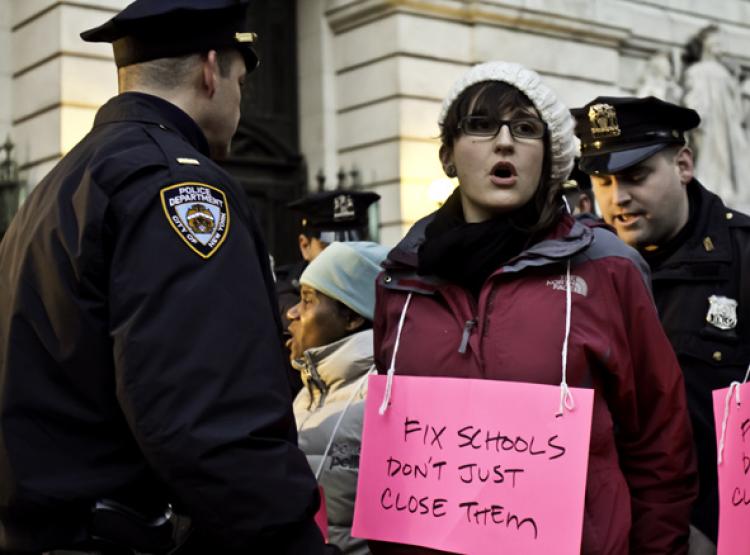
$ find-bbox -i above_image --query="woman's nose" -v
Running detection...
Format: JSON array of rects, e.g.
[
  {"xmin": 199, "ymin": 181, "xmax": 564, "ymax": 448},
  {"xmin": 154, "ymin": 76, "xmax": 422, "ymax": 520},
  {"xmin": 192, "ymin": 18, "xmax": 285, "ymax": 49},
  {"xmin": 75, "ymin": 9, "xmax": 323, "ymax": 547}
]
[
  {"xmin": 493, "ymin": 124, "xmax": 515, "ymax": 150},
  {"xmin": 286, "ymin": 302, "xmax": 300, "ymax": 322}
]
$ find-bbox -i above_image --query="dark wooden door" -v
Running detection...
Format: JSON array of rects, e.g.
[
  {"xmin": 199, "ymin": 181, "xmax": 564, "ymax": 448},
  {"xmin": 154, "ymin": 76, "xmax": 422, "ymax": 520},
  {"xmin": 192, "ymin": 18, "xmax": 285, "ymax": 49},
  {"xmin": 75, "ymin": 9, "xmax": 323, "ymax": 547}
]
[{"xmin": 221, "ymin": 0, "xmax": 305, "ymax": 266}]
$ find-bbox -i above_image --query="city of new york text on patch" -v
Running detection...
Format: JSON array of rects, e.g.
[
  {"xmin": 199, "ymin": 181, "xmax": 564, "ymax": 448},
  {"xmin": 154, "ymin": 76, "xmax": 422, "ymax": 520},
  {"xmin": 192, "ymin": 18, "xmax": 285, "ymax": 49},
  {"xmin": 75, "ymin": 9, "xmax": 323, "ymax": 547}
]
[{"xmin": 160, "ymin": 182, "xmax": 230, "ymax": 259}]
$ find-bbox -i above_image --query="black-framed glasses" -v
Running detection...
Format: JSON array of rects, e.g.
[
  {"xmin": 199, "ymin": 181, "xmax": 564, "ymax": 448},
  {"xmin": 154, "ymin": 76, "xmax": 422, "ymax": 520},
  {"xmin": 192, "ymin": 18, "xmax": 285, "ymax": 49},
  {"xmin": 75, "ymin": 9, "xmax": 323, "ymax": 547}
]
[{"xmin": 457, "ymin": 116, "xmax": 547, "ymax": 140}]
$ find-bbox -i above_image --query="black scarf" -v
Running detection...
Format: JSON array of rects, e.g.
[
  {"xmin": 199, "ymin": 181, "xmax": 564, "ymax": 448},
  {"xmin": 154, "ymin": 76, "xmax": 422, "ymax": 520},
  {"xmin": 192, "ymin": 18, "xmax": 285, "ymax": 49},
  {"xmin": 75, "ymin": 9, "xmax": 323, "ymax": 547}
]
[{"xmin": 417, "ymin": 188, "xmax": 540, "ymax": 296}]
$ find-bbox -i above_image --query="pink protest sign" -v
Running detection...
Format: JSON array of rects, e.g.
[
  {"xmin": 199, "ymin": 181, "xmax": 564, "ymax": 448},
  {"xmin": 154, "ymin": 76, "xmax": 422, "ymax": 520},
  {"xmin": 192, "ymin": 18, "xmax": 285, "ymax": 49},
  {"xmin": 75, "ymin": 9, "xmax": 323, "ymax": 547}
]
[
  {"xmin": 315, "ymin": 485, "xmax": 329, "ymax": 542},
  {"xmin": 352, "ymin": 375, "xmax": 594, "ymax": 554},
  {"xmin": 713, "ymin": 382, "xmax": 750, "ymax": 555}
]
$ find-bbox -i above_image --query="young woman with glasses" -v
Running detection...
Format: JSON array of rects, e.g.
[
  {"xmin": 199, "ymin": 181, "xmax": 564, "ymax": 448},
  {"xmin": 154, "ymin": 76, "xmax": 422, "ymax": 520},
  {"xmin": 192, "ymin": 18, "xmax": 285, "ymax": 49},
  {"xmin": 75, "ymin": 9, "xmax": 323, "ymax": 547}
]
[{"xmin": 369, "ymin": 62, "xmax": 698, "ymax": 554}]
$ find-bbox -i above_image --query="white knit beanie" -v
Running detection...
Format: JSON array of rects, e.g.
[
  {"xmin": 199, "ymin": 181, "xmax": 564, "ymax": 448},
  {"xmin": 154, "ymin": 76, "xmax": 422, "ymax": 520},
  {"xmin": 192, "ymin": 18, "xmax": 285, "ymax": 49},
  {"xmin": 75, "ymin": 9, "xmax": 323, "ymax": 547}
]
[
  {"xmin": 439, "ymin": 61, "xmax": 576, "ymax": 188},
  {"xmin": 300, "ymin": 241, "xmax": 389, "ymax": 321}
]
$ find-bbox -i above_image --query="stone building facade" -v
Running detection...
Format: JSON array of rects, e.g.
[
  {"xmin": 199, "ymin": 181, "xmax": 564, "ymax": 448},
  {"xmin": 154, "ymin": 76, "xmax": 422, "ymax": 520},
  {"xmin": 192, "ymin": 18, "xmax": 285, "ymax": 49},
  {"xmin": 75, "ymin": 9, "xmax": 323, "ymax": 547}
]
[{"xmin": 1, "ymin": 0, "xmax": 749, "ymax": 248}]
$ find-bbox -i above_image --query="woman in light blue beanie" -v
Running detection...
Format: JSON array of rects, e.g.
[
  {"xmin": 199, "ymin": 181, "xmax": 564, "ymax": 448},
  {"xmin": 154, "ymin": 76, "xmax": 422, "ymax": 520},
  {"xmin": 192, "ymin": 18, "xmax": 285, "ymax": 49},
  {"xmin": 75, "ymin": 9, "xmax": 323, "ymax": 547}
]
[
  {"xmin": 286, "ymin": 241, "xmax": 388, "ymax": 554},
  {"xmin": 298, "ymin": 241, "xmax": 388, "ymax": 321}
]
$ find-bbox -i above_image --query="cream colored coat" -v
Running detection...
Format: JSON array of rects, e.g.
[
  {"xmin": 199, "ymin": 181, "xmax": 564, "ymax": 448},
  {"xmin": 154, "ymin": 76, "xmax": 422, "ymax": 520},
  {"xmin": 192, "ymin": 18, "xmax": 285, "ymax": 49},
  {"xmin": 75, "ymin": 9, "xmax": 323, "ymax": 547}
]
[{"xmin": 293, "ymin": 329, "xmax": 373, "ymax": 555}]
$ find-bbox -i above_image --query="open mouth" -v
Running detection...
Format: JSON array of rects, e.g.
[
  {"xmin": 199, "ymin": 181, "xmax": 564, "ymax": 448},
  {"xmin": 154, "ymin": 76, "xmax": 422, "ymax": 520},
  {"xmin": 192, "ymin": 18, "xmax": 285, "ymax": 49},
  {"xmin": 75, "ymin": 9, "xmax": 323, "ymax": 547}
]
[
  {"xmin": 491, "ymin": 161, "xmax": 517, "ymax": 179},
  {"xmin": 614, "ymin": 213, "xmax": 642, "ymax": 225}
]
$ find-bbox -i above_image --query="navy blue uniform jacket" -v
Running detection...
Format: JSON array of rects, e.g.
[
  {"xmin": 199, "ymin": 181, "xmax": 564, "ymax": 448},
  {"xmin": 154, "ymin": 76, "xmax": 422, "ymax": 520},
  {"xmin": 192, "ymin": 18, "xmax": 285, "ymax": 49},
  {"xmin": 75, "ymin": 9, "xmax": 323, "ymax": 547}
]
[
  {"xmin": 0, "ymin": 93, "xmax": 324, "ymax": 552},
  {"xmin": 647, "ymin": 180, "xmax": 750, "ymax": 543}
]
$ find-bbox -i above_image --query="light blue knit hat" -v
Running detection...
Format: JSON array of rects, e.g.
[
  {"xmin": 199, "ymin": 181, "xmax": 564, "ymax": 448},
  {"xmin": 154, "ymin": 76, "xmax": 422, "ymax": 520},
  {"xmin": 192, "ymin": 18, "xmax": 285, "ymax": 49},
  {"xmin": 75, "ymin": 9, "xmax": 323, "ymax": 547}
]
[{"xmin": 300, "ymin": 241, "xmax": 389, "ymax": 321}]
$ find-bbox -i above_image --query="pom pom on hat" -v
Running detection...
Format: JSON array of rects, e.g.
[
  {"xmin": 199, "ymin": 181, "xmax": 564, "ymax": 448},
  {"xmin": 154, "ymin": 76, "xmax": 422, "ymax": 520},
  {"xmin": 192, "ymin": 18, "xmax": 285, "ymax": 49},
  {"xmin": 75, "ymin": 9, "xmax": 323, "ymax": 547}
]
[{"xmin": 439, "ymin": 61, "xmax": 576, "ymax": 188}]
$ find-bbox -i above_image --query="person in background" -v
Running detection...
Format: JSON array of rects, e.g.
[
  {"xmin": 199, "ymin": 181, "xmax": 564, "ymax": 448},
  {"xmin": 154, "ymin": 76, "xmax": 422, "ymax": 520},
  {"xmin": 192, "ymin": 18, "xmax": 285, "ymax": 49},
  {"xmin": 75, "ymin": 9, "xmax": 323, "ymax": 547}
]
[
  {"xmin": 572, "ymin": 95, "xmax": 750, "ymax": 555},
  {"xmin": 371, "ymin": 61, "xmax": 697, "ymax": 554},
  {"xmin": 0, "ymin": 1, "xmax": 335, "ymax": 553},
  {"xmin": 277, "ymin": 189, "xmax": 380, "ymax": 393},
  {"xmin": 277, "ymin": 189, "xmax": 380, "ymax": 316},
  {"xmin": 562, "ymin": 162, "xmax": 597, "ymax": 217},
  {"xmin": 287, "ymin": 241, "xmax": 389, "ymax": 554}
]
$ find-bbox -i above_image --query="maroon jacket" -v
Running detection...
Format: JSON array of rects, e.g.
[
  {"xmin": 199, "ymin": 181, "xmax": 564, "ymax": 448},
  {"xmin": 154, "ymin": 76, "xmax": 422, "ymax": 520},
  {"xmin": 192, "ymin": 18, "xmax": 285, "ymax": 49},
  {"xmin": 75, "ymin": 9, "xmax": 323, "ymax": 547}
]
[{"xmin": 370, "ymin": 214, "xmax": 697, "ymax": 555}]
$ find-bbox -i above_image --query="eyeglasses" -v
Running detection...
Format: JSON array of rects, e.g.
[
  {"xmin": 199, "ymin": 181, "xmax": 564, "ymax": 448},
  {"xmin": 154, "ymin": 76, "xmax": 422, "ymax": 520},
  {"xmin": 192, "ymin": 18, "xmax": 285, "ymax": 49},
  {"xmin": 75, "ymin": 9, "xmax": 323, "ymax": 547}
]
[{"xmin": 457, "ymin": 116, "xmax": 547, "ymax": 140}]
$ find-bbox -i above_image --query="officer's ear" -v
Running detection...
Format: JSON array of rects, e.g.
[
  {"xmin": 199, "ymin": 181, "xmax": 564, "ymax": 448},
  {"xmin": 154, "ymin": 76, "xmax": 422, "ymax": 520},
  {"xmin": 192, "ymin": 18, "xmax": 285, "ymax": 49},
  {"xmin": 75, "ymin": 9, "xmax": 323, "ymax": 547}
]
[
  {"xmin": 201, "ymin": 50, "xmax": 221, "ymax": 98},
  {"xmin": 675, "ymin": 146, "xmax": 694, "ymax": 185}
]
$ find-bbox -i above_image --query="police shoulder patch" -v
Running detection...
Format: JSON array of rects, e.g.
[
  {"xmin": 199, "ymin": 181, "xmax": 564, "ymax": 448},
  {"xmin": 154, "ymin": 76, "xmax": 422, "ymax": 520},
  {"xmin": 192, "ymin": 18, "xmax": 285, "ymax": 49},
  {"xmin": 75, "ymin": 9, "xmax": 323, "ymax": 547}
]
[{"xmin": 160, "ymin": 182, "xmax": 230, "ymax": 259}]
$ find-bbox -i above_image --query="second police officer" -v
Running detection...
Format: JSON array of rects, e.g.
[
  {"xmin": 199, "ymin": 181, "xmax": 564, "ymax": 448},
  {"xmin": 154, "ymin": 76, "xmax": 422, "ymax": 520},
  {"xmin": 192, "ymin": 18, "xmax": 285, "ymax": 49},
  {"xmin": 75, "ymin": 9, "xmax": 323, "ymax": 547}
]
[{"xmin": 573, "ymin": 96, "xmax": 750, "ymax": 554}]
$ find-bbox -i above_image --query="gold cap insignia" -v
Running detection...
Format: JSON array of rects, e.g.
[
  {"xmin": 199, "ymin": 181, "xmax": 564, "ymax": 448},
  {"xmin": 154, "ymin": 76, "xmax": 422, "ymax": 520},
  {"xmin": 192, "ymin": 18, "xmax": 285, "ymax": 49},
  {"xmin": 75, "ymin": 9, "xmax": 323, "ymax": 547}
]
[
  {"xmin": 235, "ymin": 32, "xmax": 257, "ymax": 43},
  {"xmin": 588, "ymin": 103, "xmax": 621, "ymax": 139}
]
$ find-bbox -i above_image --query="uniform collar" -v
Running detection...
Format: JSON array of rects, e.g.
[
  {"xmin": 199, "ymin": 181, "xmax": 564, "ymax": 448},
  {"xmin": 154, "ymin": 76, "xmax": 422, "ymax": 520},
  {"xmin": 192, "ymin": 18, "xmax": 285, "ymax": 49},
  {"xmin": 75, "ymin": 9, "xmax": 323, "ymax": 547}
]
[{"xmin": 93, "ymin": 92, "xmax": 210, "ymax": 156}]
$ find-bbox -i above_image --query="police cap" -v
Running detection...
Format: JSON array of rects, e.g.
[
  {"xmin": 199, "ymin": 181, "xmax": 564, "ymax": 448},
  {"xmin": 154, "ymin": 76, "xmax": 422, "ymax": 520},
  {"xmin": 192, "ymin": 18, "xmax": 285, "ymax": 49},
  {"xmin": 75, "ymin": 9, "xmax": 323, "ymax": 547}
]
[
  {"xmin": 80, "ymin": 0, "xmax": 259, "ymax": 71},
  {"xmin": 288, "ymin": 190, "xmax": 380, "ymax": 242},
  {"xmin": 571, "ymin": 96, "xmax": 700, "ymax": 175}
]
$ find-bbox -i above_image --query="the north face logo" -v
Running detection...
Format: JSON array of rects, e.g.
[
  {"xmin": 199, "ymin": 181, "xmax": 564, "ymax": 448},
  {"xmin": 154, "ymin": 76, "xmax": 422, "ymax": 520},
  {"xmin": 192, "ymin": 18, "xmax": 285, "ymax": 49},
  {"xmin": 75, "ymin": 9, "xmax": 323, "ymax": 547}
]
[{"xmin": 546, "ymin": 275, "xmax": 588, "ymax": 297}]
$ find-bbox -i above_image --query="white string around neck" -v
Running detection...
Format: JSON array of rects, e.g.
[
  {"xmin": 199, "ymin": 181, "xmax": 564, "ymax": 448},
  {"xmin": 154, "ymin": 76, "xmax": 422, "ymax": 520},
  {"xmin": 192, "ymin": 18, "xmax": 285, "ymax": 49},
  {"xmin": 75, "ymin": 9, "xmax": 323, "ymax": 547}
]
[
  {"xmin": 717, "ymin": 364, "xmax": 750, "ymax": 465},
  {"xmin": 558, "ymin": 258, "xmax": 575, "ymax": 415},
  {"xmin": 378, "ymin": 292, "xmax": 412, "ymax": 415},
  {"xmin": 378, "ymin": 258, "xmax": 576, "ymax": 416}
]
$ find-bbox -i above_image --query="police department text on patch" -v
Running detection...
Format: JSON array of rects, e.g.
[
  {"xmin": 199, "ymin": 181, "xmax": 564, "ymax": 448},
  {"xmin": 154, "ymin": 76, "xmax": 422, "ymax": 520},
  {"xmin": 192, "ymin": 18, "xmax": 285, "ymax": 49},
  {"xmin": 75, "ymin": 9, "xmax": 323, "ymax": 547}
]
[{"xmin": 160, "ymin": 183, "xmax": 230, "ymax": 259}]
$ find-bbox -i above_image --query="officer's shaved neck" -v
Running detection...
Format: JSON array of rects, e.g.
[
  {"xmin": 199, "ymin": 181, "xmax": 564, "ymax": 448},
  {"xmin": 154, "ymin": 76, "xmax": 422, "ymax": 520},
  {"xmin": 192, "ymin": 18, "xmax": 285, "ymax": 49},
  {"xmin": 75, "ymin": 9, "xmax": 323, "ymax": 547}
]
[
  {"xmin": 117, "ymin": 50, "xmax": 234, "ymax": 121},
  {"xmin": 117, "ymin": 55, "xmax": 206, "ymax": 125},
  {"xmin": 118, "ymin": 50, "xmax": 243, "ymax": 160},
  {"xmin": 118, "ymin": 50, "xmax": 233, "ymax": 92}
]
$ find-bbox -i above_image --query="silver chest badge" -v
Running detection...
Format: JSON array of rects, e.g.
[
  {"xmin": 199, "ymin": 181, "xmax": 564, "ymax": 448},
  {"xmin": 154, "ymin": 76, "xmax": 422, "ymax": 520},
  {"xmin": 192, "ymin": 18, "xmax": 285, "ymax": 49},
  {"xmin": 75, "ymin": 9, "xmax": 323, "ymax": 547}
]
[{"xmin": 706, "ymin": 295, "xmax": 738, "ymax": 330}]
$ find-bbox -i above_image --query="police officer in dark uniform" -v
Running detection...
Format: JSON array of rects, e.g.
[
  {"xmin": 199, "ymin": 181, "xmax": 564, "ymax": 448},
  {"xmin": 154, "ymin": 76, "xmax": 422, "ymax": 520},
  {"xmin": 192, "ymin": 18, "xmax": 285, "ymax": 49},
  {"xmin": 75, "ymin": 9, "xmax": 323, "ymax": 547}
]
[
  {"xmin": 572, "ymin": 96, "xmax": 750, "ymax": 554},
  {"xmin": 275, "ymin": 189, "xmax": 380, "ymax": 338},
  {"xmin": 0, "ymin": 2, "xmax": 336, "ymax": 553}
]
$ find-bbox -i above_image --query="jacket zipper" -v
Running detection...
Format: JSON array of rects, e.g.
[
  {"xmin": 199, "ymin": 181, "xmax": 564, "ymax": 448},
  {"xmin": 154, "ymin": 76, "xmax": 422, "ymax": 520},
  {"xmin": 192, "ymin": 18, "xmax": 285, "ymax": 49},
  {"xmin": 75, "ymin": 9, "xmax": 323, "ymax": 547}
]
[
  {"xmin": 458, "ymin": 319, "xmax": 477, "ymax": 354},
  {"xmin": 303, "ymin": 352, "xmax": 328, "ymax": 409}
]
